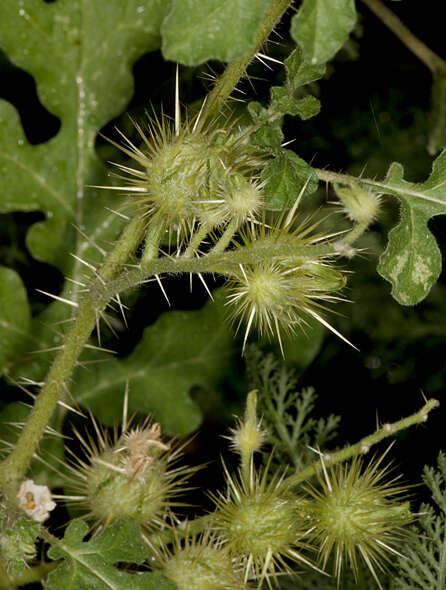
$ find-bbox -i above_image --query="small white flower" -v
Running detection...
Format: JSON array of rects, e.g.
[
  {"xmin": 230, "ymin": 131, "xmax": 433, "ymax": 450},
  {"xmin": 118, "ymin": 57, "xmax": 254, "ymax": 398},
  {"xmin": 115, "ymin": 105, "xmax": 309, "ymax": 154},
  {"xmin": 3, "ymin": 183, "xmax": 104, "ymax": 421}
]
[{"xmin": 17, "ymin": 479, "xmax": 56, "ymax": 522}]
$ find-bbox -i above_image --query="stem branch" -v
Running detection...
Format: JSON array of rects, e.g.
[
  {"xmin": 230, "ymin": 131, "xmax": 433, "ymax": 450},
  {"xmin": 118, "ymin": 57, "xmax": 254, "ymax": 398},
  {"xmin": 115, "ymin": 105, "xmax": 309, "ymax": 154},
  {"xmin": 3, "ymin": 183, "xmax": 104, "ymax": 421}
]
[
  {"xmin": 107, "ymin": 240, "xmax": 336, "ymax": 298},
  {"xmin": 285, "ymin": 398, "xmax": 439, "ymax": 488},
  {"xmin": 0, "ymin": 216, "xmax": 147, "ymax": 489}
]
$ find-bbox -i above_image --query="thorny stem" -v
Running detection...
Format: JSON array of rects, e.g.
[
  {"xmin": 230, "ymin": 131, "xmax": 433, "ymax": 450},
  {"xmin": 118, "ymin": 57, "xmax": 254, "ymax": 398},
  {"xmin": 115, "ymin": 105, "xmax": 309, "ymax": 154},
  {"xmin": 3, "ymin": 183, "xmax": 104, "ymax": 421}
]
[
  {"xmin": 199, "ymin": 0, "xmax": 292, "ymax": 127},
  {"xmin": 285, "ymin": 398, "xmax": 440, "ymax": 488},
  {"xmin": 360, "ymin": 0, "xmax": 446, "ymax": 75},
  {"xmin": 0, "ymin": 216, "xmax": 148, "ymax": 491},
  {"xmin": 0, "ymin": 3, "xmax": 295, "ymax": 501},
  {"xmin": 107, "ymin": 240, "xmax": 337, "ymax": 298},
  {"xmin": 314, "ymin": 167, "xmax": 421, "ymax": 200},
  {"xmin": 140, "ymin": 223, "xmax": 164, "ymax": 265},
  {"xmin": 148, "ymin": 399, "xmax": 439, "ymax": 547}
]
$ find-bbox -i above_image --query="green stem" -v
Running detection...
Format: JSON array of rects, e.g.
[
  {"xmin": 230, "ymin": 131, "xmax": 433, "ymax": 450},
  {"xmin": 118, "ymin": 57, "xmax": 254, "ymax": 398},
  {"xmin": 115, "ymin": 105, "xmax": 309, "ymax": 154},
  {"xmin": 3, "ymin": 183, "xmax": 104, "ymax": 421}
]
[
  {"xmin": 339, "ymin": 219, "xmax": 370, "ymax": 246},
  {"xmin": 106, "ymin": 240, "xmax": 336, "ymax": 298},
  {"xmin": 360, "ymin": 0, "xmax": 446, "ymax": 75},
  {"xmin": 0, "ymin": 216, "xmax": 147, "ymax": 490},
  {"xmin": 314, "ymin": 167, "xmax": 410, "ymax": 198},
  {"xmin": 210, "ymin": 218, "xmax": 239, "ymax": 254},
  {"xmin": 285, "ymin": 398, "xmax": 439, "ymax": 488},
  {"xmin": 183, "ymin": 223, "xmax": 210, "ymax": 257},
  {"xmin": 199, "ymin": 0, "xmax": 292, "ymax": 126},
  {"xmin": 140, "ymin": 223, "xmax": 164, "ymax": 265}
]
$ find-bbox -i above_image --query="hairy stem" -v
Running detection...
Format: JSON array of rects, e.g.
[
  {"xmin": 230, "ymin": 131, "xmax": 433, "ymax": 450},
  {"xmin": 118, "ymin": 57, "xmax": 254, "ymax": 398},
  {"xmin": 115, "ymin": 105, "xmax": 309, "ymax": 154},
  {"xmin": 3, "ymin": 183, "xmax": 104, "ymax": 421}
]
[
  {"xmin": 360, "ymin": 0, "xmax": 446, "ymax": 74},
  {"xmin": 285, "ymin": 398, "xmax": 439, "ymax": 488},
  {"xmin": 183, "ymin": 222, "xmax": 211, "ymax": 257},
  {"xmin": 106, "ymin": 240, "xmax": 336, "ymax": 298},
  {"xmin": 340, "ymin": 219, "xmax": 370, "ymax": 245},
  {"xmin": 200, "ymin": 0, "xmax": 291, "ymax": 126},
  {"xmin": 0, "ymin": 216, "xmax": 147, "ymax": 490},
  {"xmin": 315, "ymin": 167, "xmax": 417, "ymax": 199},
  {"xmin": 210, "ymin": 218, "xmax": 239, "ymax": 254},
  {"xmin": 140, "ymin": 223, "xmax": 164, "ymax": 265}
]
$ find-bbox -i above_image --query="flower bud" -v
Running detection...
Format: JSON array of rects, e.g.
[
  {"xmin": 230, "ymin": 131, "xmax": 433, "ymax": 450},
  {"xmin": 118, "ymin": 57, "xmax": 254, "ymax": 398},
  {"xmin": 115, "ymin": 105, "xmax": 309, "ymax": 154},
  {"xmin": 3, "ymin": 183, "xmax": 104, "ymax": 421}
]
[
  {"xmin": 228, "ymin": 390, "xmax": 265, "ymax": 457},
  {"xmin": 334, "ymin": 182, "xmax": 381, "ymax": 225}
]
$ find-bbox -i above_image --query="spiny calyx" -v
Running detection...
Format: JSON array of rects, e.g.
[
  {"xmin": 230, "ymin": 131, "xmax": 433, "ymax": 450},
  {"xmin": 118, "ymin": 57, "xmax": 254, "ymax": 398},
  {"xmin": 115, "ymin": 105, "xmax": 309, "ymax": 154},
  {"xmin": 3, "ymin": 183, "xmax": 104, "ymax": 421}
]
[{"xmin": 108, "ymin": 111, "xmax": 267, "ymax": 246}]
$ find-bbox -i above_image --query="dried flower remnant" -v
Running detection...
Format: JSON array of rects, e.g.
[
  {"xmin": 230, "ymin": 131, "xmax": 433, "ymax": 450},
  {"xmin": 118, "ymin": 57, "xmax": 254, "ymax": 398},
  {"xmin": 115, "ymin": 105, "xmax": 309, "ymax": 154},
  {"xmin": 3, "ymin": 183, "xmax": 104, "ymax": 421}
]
[
  {"xmin": 17, "ymin": 479, "xmax": 56, "ymax": 522},
  {"xmin": 62, "ymin": 417, "xmax": 196, "ymax": 530}
]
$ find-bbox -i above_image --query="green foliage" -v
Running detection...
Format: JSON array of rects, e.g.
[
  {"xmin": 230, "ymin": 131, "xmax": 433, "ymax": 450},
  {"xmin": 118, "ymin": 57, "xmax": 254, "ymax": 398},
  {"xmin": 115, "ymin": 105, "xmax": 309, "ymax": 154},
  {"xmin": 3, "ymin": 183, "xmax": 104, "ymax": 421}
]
[
  {"xmin": 246, "ymin": 347, "xmax": 340, "ymax": 470},
  {"xmin": 0, "ymin": 513, "xmax": 40, "ymax": 576},
  {"xmin": 377, "ymin": 150, "xmax": 446, "ymax": 304},
  {"xmin": 291, "ymin": 0, "xmax": 357, "ymax": 65},
  {"xmin": 392, "ymin": 452, "xmax": 446, "ymax": 589},
  {"xmin": 261, "ymin": 149, "xmax": 318, "ymax": 210},
  {"xmin": 0, "ymin": 268, "xmax": 30, "ymax": 375},
  {"xmin": 162, "ymin": 0, "xmax": 270, "ymax": 65},
  {"xmin": 269, "ymin": 46, "xmax": 325, "ymax": 120},
  {"xmin": 72, "ymin": 291, "xmax": 233, "ymax": 435},
  {"xmin": 46, "ymin": 519, "xmax": 175, "ymax": 590},
  {"xmin": 0, "ymin": 0, "xmax": 168, "ymax": 383}
]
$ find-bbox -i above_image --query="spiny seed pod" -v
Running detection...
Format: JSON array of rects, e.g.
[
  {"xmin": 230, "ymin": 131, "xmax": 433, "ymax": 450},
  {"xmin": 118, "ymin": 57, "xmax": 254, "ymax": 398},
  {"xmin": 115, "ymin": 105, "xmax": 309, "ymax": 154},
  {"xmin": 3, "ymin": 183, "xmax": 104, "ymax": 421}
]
[
  {"xmin": 302, "ymin": 453, "xmax": 412, "ymax": 588},
  {"xmin": 210, "ymin": 458, "xmax": 317, "ymax": 587},
  {"xmin": 104, "ymin": 106, "xmax": 267, "ymax": 247},
  {"xmin": 62, "ymin": 417, "xmax": 196, "ymax": 531},
  {"xmin": 198, "ymin": 174, "xmax": 264, "ymax": 230},
  {"xmin": 225, "ymin": 215, "xmax": 346, "ymax": 352},
  {"xmin": 156, "ymin": 528, "xmax": 252, "ymax": 590}
]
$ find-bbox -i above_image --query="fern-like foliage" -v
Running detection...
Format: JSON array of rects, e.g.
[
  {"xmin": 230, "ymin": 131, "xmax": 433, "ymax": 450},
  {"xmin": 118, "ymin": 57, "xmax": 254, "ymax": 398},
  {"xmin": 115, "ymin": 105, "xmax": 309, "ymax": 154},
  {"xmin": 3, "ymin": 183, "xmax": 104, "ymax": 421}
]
[
  {"xmin": 393, "ymin": 451, "xmax": 446, "ymax": 589},
  {"xmin": 246, "ymin": 346, "xmax": 340, "ymax": 470}
]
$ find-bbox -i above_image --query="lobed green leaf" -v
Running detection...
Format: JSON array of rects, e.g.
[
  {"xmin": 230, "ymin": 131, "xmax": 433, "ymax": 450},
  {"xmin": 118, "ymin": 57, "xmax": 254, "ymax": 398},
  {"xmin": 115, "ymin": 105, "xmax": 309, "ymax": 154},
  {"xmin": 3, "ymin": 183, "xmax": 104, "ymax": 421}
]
[
  {"xmin": 46, "ymin": 519, "xmax": 176, "ymax": 590},
  {"xmin": 377, "ymin": 150, "xmax": 446, "ymax": 305},
  {"xmin": 0, "ymin": 0, "xmax": 169, "ymax": 377},
  {"xmin": 71, "ymin": 290, "xmax": 234, "ymax": 436}
]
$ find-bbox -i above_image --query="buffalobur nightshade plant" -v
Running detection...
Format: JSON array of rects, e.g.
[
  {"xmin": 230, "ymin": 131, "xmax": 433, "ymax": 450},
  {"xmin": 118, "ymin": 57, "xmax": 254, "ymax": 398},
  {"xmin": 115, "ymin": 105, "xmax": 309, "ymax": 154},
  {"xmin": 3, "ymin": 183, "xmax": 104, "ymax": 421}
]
[{"xmin": 0, "ymin": 0, "xmax": 446, "ymax": 588}]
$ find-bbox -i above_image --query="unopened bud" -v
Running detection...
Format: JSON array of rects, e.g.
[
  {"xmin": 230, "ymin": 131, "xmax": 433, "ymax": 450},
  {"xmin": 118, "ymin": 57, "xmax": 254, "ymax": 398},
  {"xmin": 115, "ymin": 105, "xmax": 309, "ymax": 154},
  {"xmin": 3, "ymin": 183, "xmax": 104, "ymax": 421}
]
[{"xmin": 334, "ymin": 182, "xmax": 381, "ymax": 224}]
